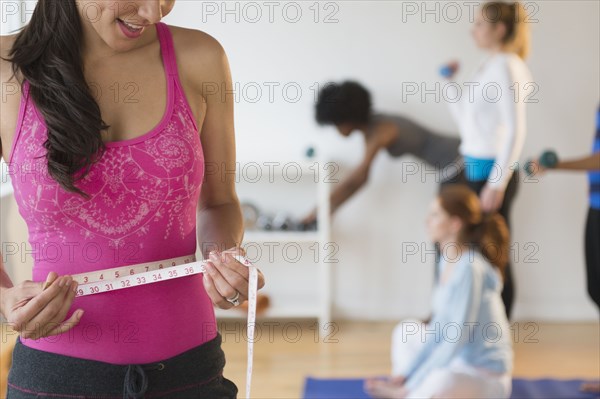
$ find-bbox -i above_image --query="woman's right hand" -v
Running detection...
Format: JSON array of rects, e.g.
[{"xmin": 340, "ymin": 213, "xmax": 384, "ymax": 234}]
[{"xmin": 1, "ymin": 272, "xmax": 84, "ymax": 340}]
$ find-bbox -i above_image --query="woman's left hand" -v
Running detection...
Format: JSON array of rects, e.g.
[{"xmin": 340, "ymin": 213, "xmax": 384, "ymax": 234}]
[
  {"xmin": 202, "ymin": 246, "xmax": 266, "ymax": 309},
  {"xmin": 480, "ymin": 185, "xmax": 505, "ymax": 213}
]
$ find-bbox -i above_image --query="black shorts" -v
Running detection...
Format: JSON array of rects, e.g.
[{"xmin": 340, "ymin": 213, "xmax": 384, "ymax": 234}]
[{"xmin": 7, "ymin": 333, "xmax": 238, "ymax": 398}]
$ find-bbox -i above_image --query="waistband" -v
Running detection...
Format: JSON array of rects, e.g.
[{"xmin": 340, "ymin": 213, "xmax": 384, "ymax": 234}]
[
  {"xmin": 9, "ymin": 333, "xmax": 226, "ymax": 398},
  {"xmin": 463, "ymin": 155, "xmax": 496, "ymax": 182}
]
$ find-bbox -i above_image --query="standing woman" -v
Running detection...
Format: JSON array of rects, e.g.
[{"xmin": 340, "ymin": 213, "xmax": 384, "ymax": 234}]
[
  {"xmin": 442, "ymin": 1, "xmax": 534, "ymax": 319},
  {"xmin": 0, "ymin": 1, "xmax": 264, "ymax": 398},
  {"xmin": 528, "ymin": 104, "xmax": 600, "ymax": 394}
]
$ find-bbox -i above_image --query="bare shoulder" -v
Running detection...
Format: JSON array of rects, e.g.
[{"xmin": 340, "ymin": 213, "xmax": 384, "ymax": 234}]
[
  {"xmin": 0, "ymin": 33, "xmax": 23, "ymax": 95},
  {"xmin": 0, "ymin": 34, "xmax": 19, "ymax": 81},
  {"xmin": 168, "ymin": 24, "xmax": 226, "ymax": 60},
  {"xmin": 166, "ymin": 25, "xmax": 230, "ymax": 92}
]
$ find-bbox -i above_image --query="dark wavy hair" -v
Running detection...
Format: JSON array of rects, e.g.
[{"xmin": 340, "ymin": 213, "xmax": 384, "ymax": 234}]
[
  {"xmin": 1, "ymin": 0, "xmax": 110, "ymax": 199},
  {"xmin": 439, "ymin": 185, "xmax": 509, "ymax": 276},
  {"xmin": 315, "ymin": 81, "xmax": 372, "ymax": 126}
]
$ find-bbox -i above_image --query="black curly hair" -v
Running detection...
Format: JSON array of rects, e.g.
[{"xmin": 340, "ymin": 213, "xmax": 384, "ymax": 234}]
[{"xmin": 315, "ymin": 81, "xmax": 372, "ymax": 126}]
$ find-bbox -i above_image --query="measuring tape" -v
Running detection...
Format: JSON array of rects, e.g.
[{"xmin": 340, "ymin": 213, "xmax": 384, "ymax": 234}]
[{"xmin": 45, "ymin": 253, "xmax": 259, "ymax": 399}]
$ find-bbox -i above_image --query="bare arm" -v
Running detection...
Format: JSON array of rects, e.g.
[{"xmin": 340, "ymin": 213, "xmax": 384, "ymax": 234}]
[
  {"xmin": 0, "ymin": 140, "xmax": 13, "ymax": 313},
  {"xmin": 329, "ymin": 123, "xmax": 398, "ymax": 215},
  {"xmin": 189, "ymin": 32, "xmax": 265, "ymax": 308},
  {"xmin": 330, "ymin": 164, "xmax": 371, "ymax": 214},
  {"xmin": 329, "ymin": 160, "xmax": 370, "ymax": 215},
  {"xmin": 193, "ymin": 35, "xmax": 243, "ymax": 259},
  {"xmin": 1, "ymin": 38, "xmax": 15, "ymax": 293},
  {"xmin": 0, "ymin": 37, "xmax": 84, "ymax": 331},
  {"xmin": 1, "ymin": 252, "xmax": 15, "ymax": 319},
  {"xmin": 532, "ymin": 152, "xmax": 600, "ymax": 175},
  {"xmin": 555, "ymin": 153, "xmax": 600, "ymax": 171},
  {"xmin": 300, "ymin": 123, "xmax": 397, "ymax": 225},
  {"xmin": 1, "ymin": 253, "xmax": 14, "ymax": 290}
]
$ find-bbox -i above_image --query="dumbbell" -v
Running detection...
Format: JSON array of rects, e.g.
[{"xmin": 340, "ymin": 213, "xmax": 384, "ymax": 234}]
[
  {"xmin": 440, "ymin": 61, "xmax": 460, "ymax": 78},
  {"xmin": 524, "ymin": 150, "xmax": 559, "ymax": 175}
]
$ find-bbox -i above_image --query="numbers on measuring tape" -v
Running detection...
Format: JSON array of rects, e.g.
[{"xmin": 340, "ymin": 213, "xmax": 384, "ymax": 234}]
[{"xmin": 70, "ymin": 255, "xmax": 246, "ymax": 304}]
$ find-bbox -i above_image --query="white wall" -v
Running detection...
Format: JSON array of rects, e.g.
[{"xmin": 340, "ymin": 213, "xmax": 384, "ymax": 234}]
[
  {"xmin": 2, "ymin": 1, "xmax": 599, "ymax": 321},
  {"xmin": 0, "ymin": 1, "xmax": 35, "ymax": 35},
  {"xmin": 169, "ymin": 0, "xmax": 599, "ymax": 321}
]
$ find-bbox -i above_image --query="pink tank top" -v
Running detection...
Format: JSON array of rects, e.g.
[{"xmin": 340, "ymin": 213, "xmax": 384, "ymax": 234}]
[{"xmin": 7, "ymin": 22, "xmax": 217, "ymax": 364}]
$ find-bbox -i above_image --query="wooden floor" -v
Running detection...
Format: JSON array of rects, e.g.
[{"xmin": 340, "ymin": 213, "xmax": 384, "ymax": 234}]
[
  {"xmin": 1, "ymin": 321, "xmax": 598, "ymax": 398},
  {"xmin": 218, "ymin": 320, "xmax": 600, "ymax": 398}
]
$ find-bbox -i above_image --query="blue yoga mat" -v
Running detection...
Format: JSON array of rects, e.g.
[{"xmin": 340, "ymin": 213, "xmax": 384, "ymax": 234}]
[{"xmin": 303, "ymin": 377, "xmax": 599, "ymax": 399}]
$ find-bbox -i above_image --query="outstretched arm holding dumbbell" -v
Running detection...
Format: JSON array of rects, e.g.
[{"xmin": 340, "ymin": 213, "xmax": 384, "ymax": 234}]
[{"xmin": 527, "ymin": 151, "xmax": 600, "ymax": 175}]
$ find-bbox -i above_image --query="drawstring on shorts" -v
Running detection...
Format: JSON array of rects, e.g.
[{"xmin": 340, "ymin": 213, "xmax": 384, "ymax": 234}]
[{"xmin": 123, "ymin": 362, "xmax": 165, "ymax": 398}]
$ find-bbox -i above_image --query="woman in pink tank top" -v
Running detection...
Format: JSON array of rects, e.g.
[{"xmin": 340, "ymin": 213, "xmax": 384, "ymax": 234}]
[{"xmin": 0, "ymin": 1, "xmax": 264, "ymax": 397}]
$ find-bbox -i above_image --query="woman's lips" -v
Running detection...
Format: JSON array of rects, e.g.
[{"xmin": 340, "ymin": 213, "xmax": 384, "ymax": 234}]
[{"xmin": 117, "ymin": 18, "xmax": 145, "ymax": 38}]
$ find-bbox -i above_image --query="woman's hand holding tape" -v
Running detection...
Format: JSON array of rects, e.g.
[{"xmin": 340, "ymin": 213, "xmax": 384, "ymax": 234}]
[
  {"xmin": 1, "ymin": 272, "xmax": 84, "ymax": 339},
  {"xmin": 202, "ymin": 246, "xmax": 265, "ymax": 309}
]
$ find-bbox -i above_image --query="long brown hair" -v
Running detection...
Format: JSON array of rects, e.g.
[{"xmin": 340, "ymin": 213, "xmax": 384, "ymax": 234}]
[
  {"xmin": 439, "ymin": 185, "xmax": 509, "ymax": 276},
  {"xmin": 1, "ymin": 0, "xmax": 110, "ymax": 199},
  {"xmin": 482, "ymin": 1, "xmax": 531, "ymax": 60}
]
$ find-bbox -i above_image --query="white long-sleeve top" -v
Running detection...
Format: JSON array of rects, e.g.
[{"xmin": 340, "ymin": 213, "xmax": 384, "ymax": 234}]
[{"xmin": 447, "ymin": 52, "xmax": 534, "ymax": 190}]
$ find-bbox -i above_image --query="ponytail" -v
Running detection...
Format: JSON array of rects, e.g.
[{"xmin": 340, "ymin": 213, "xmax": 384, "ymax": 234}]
[
  {"xmin": 468, "ymin": 213, "xmax": 510, "ymax": 276},
  {"xmin": 483, "ymin": 1, "xmax": 531, "ymax": 60},
  {"xmin": 1, "ymin": 0, "xmax": 110, "ymax": 199},
  {"xmin": 439, "ymin": 185, "xmax": 510, "ymax": 278}
]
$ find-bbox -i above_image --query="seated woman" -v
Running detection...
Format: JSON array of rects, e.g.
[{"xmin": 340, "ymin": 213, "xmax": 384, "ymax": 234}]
[
  {"xmin": 300, "ymin": 80, "xmax": 461, "ymax": 226},
  {"xmin": 364, "ymin": 185, "xmax": 513, "ymax": 399}
]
